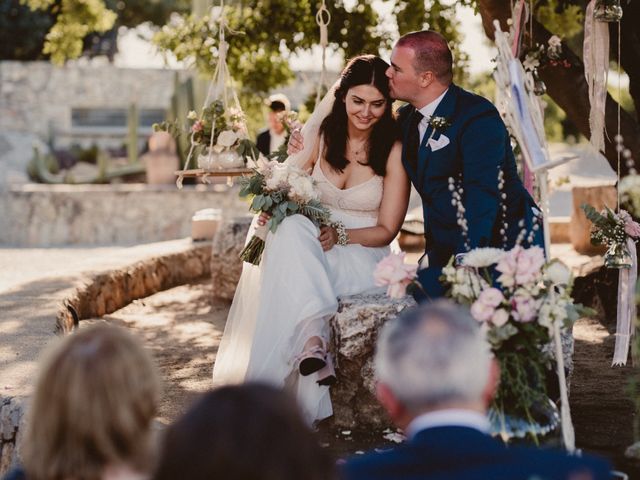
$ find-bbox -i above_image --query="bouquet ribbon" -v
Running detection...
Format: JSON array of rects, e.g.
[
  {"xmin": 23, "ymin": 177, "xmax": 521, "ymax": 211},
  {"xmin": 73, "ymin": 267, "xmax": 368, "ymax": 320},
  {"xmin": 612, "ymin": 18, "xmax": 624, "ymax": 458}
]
[{"xmin": 612, "ymin": 238, "xmax": 638, "ymax": 366}]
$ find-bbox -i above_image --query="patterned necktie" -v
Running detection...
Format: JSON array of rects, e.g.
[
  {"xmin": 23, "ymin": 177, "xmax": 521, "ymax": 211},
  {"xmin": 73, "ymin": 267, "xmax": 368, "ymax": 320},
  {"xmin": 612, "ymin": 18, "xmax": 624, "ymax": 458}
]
[{"xmin": 406, "ymin": 110, "xmax": 423, "ymax": 171}]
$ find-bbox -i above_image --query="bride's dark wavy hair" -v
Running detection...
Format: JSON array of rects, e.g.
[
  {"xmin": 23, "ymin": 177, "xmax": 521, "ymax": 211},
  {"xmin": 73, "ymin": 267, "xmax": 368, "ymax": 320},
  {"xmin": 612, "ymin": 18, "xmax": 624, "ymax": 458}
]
[{"xmin": 319, "ymin": 54, "xmax": 398, "ymax": 177}]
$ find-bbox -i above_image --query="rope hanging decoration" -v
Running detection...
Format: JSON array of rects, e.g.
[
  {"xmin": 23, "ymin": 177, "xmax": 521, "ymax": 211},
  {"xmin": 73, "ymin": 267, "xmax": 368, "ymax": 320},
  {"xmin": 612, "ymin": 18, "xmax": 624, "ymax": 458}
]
[
  {"xmin": 493, "ymin": 18, "xmax": 576, "ymax": 454},
  {"xmin": 175, "ymin": 0, "xmax": 258, "ymax": 189},
  {"xmin": 314, "ymin": 0, "xmax": 331, "ymax": 108}
]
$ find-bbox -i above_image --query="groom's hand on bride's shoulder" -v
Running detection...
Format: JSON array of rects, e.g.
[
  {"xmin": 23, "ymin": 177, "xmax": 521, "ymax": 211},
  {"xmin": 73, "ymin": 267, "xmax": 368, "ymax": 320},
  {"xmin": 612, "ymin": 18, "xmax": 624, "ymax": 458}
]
[{"xmin": 287, "ymin": 128, "xmax": 304, "ymax": 155}]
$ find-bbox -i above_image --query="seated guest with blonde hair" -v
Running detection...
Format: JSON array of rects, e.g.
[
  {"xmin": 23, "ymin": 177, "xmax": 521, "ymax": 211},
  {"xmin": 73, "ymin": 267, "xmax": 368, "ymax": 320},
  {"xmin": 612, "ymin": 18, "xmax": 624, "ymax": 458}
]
[
  {"xmin": 153, "ymin": 383, "xmax": 336, "ymax": 480},
  {"xmin": 4, "ymin": 324, "xmax": 161, "ymax": 480},
  {"xmin": 342, "ymin": 301, "xmax": 611, "ymax": 480}
]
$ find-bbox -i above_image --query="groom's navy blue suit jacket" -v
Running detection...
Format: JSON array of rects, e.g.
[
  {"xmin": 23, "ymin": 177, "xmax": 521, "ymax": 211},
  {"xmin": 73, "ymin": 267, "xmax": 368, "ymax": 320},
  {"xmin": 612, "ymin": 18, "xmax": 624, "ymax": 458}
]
[
  {"xmin": 341, "ymin": 426, "xmax": 611, "ymax": 480},
  {"xmin": 398, "ymin": 84, "xmax": 543, "ymax": 299}
]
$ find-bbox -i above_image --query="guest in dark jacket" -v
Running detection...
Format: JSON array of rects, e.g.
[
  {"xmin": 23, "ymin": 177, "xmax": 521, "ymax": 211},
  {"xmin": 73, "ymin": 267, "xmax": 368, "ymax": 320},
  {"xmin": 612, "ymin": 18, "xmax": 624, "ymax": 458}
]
[
  {"xmin": 341, "ymin": 301, "xmax": 612, "ymax": 480},
  {"xmin": 256, "ymin": 93, "xmax": 291, "ymax": 156}
]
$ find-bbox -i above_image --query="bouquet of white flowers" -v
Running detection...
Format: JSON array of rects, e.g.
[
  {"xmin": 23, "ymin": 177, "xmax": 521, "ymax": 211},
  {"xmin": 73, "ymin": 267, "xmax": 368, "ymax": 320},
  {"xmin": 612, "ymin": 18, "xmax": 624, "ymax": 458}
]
[
  {"xmin": 443, "ymin": 246, "xmax": 590, "ymax": 424},
  {"xmin": 238, "ymin": 159, "xmax": 331, "ymax": 265}
]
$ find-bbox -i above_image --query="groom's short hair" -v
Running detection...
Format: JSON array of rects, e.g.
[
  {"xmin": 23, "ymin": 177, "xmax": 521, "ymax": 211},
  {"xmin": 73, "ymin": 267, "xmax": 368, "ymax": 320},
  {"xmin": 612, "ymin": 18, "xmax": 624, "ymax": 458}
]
[{"xmin": 397, "ymin": 30, "xmax": 453, "ymax": 84}]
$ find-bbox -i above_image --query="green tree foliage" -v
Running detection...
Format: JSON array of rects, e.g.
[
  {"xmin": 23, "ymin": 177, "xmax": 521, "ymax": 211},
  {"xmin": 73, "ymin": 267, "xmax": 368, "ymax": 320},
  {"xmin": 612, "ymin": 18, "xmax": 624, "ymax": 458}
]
[
  {"xmin": 153, "ymin": 0, "xmax": 389, "ymax": 94},
  {"xmin": 21, "ymin": 0, "xmax": 117, "ymax": 64}
]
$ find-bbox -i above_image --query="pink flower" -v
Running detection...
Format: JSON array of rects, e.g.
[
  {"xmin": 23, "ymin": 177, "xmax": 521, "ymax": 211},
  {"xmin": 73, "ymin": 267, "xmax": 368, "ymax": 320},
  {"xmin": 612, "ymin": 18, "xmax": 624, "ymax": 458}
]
[
  {"xmin": 470, "ymin": 299, "xmax": 495, "ymax": 322},
  {"xmin": 191, "ymin": 120, "xmax": 204, "ymax": 133},
  {"xmin": 491, "ymin": 308, "xmax": 509, "ymax": 327},
  {"xmin": 374, "ymin": 253, "xmax": 418, "ymax": 298},
  {"xmin": 620, "ymin": 211, "xmax": 640, "ymax": 238},
  {"xmin": 496, "ymin": 246, "xmax": 545, "ymax": 287},
  {"xmin": 477, "ymin": 288, "xmax": 505, "ymax": 308},
  {"xmin": 512, "ymin": 294, "xmax": 538, "ymax": 323}
]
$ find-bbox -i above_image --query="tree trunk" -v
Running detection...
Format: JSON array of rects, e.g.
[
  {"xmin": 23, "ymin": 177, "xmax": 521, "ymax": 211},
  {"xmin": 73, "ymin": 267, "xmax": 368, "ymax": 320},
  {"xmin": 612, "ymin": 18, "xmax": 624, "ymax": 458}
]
[{"xmin": 477, "ymin": 0, "xmax": 640, "ymax": 176}]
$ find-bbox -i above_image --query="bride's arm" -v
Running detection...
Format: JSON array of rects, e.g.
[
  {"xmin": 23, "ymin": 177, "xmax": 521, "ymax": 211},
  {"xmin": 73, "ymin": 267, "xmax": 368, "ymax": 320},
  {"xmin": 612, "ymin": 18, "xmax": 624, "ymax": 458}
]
[{"xmin": 345, "ymin": 142, "xmax": 410, "ymax": 247}]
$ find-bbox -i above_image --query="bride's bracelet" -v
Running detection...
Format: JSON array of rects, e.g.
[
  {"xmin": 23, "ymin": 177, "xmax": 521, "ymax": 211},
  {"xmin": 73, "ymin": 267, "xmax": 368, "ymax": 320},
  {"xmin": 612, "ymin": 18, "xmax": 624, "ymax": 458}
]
[{"xmin": 331, "ymin": 221, "xmax": 349, "ymax": 246}]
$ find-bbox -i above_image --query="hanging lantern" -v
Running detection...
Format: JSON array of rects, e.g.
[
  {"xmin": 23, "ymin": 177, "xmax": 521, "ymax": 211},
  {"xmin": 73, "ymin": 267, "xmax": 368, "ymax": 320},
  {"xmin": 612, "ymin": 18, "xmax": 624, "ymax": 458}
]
[{"xmin": 594, "ymin": 0, "xmax": 623, "ymax": 22}]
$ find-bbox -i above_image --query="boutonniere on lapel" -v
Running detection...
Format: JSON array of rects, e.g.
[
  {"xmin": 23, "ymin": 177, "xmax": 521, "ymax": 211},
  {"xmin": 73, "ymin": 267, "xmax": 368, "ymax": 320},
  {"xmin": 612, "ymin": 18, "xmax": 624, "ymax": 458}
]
[
  {"xmin": 427, "ymin": 116, "xmax": 451, "ymax": 130},
  {"xmin": 426, "ymin": 116, "xmax": 451, "ymax": 152}
]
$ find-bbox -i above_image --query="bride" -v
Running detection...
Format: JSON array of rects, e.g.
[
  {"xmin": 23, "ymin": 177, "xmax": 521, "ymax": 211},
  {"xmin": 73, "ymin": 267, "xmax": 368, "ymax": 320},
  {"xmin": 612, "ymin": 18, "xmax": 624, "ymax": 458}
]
[{"xmin": 212, "ymin": 55, "xmax": 410, "ymax": 424}]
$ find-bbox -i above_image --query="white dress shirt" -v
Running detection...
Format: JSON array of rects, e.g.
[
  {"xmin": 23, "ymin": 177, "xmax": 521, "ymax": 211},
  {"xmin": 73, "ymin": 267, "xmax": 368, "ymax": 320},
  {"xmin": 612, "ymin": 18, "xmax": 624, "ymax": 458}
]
[
  {"xmin": 416, "ymin": 88, "xmax": 449, "ymax": 142},
  {"xmin": 269, "ymin": 129, "xmax": 287, "ymax": 154},
  {"xmin": 405, "ymin": 408, "xmax": 491, "ymax": 440}
]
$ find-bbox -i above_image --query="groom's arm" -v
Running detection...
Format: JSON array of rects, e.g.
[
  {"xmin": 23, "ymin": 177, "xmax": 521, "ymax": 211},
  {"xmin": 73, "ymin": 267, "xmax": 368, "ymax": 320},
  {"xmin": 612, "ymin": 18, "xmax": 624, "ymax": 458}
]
[{"xmin": 459, "ymin": 110, "xmax": 506, "ymax": 249}]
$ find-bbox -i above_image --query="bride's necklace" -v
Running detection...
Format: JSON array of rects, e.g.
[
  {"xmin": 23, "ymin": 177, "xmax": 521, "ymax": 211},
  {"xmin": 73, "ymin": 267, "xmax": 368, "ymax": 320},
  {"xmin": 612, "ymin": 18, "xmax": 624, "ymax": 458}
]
[{"xmin": 347, "ymin": 139, "xmax": 368, "ymax": 160}]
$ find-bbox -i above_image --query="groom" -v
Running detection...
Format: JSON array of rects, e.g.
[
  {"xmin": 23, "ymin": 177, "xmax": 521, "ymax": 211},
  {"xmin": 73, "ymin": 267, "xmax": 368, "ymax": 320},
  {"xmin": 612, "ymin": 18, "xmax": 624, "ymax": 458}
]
[{"xmin": 388, "ymin": 30, "xmax": 543, "ymax": 299}]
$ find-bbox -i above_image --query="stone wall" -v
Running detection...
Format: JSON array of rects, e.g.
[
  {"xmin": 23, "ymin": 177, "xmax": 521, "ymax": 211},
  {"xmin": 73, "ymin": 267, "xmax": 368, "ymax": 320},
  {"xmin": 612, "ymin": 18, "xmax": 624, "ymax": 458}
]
[
  {"xmin": 0, "ymin": 61, "xmax": 178, "ymax": 138},
  {"xmin": 0, "ymin": 184, "xmax": 249, "ymax": 246},
  {"xmin": 0, "ymin": 61, "xmax": 184, "ymax": 187}
]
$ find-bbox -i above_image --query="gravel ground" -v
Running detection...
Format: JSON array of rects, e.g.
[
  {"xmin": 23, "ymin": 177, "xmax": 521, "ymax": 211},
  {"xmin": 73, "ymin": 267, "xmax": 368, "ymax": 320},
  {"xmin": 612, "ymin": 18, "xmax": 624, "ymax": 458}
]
[{"xmin": 93, "ymin": 280, "xmax": 640, "ymax": 474}]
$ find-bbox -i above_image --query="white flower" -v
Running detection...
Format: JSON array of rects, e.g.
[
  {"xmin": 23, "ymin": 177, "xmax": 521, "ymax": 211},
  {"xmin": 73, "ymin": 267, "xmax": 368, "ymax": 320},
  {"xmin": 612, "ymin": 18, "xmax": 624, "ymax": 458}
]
[
  {"xmin": 545, "ymin": 261, "xmax": 571, "ymax": 286},
  {"xmin": 187, "ymin": 110, "xmax": 198, "ymax": 120},
  {"xmin": 462, "ymin": 248, "xmax": 505, "ymax": 268},
  {"xmin": 548, "ymin": 35, "xmax": 562, "ymax": 48},
  {"xmin": 265, "ymin": 163, "xmax": 290, "ymax": 190},
  {"xmin": 216, "ymin": 130, "xmax": 238, "ymax": 148},
  {"xmin": 523, "ymin": 54, "xmax": 540, "ymax": 72},
  {"xmin": 289, "ymin": 175, "xmax": 317, "ymax": 202},
  {"xmin": 451, "ymin": 268, "xmax": 487, "ymax": 300}
]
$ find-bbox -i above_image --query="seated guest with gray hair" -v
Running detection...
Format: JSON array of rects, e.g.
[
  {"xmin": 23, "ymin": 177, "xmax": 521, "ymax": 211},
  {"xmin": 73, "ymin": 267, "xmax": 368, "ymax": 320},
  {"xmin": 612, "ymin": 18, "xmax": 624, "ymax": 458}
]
[{"xmin": 341, "ymin": 301, "xmax": 611, "ymax": 480}]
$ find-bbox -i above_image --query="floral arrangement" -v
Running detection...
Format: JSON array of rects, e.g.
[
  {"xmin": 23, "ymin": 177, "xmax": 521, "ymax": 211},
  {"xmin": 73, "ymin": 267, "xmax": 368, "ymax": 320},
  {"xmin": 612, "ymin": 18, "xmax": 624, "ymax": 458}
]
[
  {"xmin": 154, "ymin": 100, "xmax": 260, "ymax": 167},
  {"xmin": 522, "ymin": 35, "xmax": 571, "ymax": 72},
  {"xmin": 374, "ymin": 246, "xmax": 589, "ymax": 427},
  {"xmin": 373, "ymin": 252, "xmax": 419, "ymax": 298},
  {"xmin": 269, "ymin": 110, "xmax": 300, "ymax": 163},
  {"xmin": 442, "ymin": 245, "xmax": 588, "ymax": 425},
  {"xmin": 238, "ymin": 159, "xmax": 331, "ymax": 265},
  {"xmin": 582, "ymin": 204, "xmax": 640, "ymax": 268}
]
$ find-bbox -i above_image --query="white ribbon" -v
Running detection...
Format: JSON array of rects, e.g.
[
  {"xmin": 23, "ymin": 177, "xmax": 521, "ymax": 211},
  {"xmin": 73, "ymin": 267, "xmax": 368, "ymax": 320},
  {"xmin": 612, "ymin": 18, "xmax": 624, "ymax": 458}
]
[
  {"xmin": 553, "ymin": 319, "xmax": 576, "ymax": 452},
  {"xmin": 612, "ymin": 238, "xmax": 638, "ymax": 366},
  {"xmin": 583, "ymin": 0, "xmax": 609, "ymax": 153}
]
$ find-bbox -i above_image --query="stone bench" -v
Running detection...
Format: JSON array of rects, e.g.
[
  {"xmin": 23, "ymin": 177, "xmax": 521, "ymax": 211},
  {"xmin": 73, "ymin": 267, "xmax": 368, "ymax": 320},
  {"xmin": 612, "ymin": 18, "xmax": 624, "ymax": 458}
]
[{"xmin": 209, "ymin": 217, "xmax": 575, "ymax": 430}]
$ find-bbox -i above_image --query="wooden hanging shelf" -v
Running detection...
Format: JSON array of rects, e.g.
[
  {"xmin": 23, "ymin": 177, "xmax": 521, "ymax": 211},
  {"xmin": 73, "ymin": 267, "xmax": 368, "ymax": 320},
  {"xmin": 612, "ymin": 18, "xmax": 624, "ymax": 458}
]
[{"xmin": 175, "ymin": 168, "xmax": 253, "ymax": 178}]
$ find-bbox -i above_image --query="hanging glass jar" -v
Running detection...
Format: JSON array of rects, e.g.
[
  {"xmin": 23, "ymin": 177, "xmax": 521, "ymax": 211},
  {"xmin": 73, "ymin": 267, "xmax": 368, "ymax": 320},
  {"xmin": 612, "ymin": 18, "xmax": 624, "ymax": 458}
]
[
  {"xmin": 594, "ymin": 0, "xmax": 623, "ymax": 22},
  {"xmin": 197, "ymin": 148, "xmax": 218, "ymax": 171},
  {"xmin": 532, "ymin": 70, "xmax": 547, "ymax": 96},
  {"xmin": 604, "ymin": 241, "xmax": 632, "ymax": 269}
]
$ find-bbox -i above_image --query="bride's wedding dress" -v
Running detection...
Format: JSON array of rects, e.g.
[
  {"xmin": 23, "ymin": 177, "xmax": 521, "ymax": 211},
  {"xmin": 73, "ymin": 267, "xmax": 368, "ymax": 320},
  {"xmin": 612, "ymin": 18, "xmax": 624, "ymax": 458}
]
[{"xmin": 212, "ymin": 156, "xmax": 390, "ymax": 423}]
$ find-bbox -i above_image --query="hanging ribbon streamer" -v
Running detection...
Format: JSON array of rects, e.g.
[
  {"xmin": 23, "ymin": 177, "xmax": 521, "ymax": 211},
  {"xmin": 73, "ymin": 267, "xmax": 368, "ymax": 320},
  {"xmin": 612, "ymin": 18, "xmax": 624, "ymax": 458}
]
[
  {"xmin": 510, "ymin": 0, "xmax": 527, "ymax": 58},
  {"xmin": 314, "ymin": 0, "xmax": 331, "ymax": 107},
  {"xmin": 583, "ymin": 0, "xmax": 609, "ymax": 153},
  {"xmin": 553, "ymin": 312, "xmax": 576, "ymax": 452},
  {"xmin": 612, "ymin": 239, "xmax": 638, "ymax": 366}
]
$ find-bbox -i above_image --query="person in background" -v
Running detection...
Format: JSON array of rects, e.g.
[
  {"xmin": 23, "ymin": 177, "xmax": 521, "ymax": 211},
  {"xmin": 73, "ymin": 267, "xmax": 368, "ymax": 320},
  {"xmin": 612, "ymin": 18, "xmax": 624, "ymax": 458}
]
[
  {"xmin": 341, "ymin": 301, "xmax": 611, "ymax": 480},
  {"xmin": 256, "ymin": 93, "xmax": 291, "ymax": 156},
  {"xmin": 4, "ymin": 324, "xmax": 161, "ymax": 480},
  {"xmin": 152, "ymin": 383, "xmax": 336, "ymax": 480}
]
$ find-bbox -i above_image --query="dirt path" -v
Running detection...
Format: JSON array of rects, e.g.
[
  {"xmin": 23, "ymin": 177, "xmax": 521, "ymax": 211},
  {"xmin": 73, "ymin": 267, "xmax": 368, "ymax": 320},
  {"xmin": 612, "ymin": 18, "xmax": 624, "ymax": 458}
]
[{"xmin": 94, "ymin": 280, "xmax": 640, "ymax": 474}]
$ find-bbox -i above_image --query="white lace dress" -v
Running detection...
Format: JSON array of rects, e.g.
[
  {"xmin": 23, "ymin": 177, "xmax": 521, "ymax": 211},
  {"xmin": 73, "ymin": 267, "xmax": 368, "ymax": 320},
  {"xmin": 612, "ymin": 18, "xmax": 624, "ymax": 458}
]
[{"xmin": 212, "ymin": 158, "xmax": 390, "ymax": 424}]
